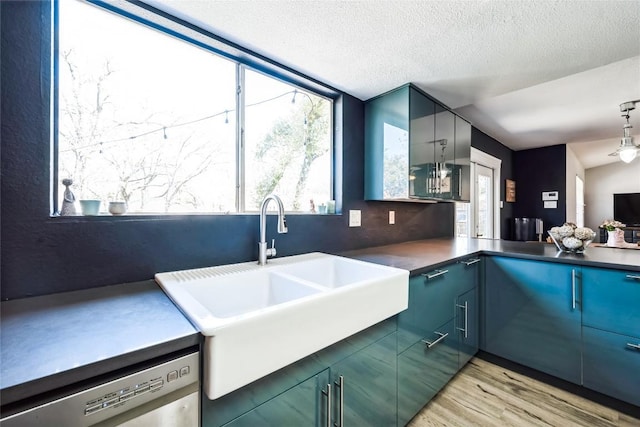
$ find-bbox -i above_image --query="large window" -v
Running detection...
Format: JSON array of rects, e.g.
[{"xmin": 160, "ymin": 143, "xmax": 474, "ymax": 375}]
[{"xmin": 56, "ymin": 0, "xmax": 332, "ymax": 214}]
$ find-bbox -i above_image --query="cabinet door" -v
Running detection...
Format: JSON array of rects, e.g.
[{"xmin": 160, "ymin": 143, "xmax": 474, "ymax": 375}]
[
  {"xmin": 582, "ymin": 267, "xmax": 640, "ymax": 337},
  {"xmin": 583, "ymin": 327, "xmax": 640, "ymax": 407},
  {"xmin": 329, "ymin": 333, "xmax": 397, "ymax": 427},
  {"xmin": 222, "ymin": 369, "xmax": 330, "ymax": 427},
  {"xmin": 409, "ymin": 88, "xmax": 436, "ymax": 199},
  {"xmin": 484, "ymin": 257, "xmax": 582, "ymax": 384},
  {"xmin": 457, "ymin": 287, "xmax": 478, "ymax": 369},
  {"xmin": 365, "ymin": 86, "xmax": 410, "ymax": 201},
  {"xmin": 453, "ymin": 116, "xmax": 471, "ymax": 201},
  {"xmin": 398, "ymin": 319, "xmax": 457, "ymax": 426},
  {"xmin": 431, "ymin": 105, "xmax": 456, "ymax": 199}
]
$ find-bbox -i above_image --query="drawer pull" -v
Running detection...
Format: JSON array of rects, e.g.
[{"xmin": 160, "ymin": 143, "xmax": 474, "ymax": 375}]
[
  {"xmin": 422, "ymin": 332, "xmax": 449, "ymax": 348},
  {"xmin": 422, "ymin": 269, "xmax": 449, "ymax": 280},
  {"xmin": 322, "ymin": 384, "xmax": 331, "ymax": 427},
  {"xmin": 456, "ymin": 302, "xmax": 468, "ymax": 338},
  {"xmin": 626, "ymin": 343, "xmax": 640, "ymax": 350},
  {"xmin": 625, "ymin": 275, "xmax": 640, "ymax": 281},
  {"xmin": 460, "ymin": 258, "xmax": 481, "ymax": 266},
  {"xmin": 571, "ymin": 269, "xmax": 577, "ymax": 310}
]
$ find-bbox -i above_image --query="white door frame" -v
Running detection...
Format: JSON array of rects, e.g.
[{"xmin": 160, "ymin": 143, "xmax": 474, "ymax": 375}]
[{"xmin": 470, "ymin": 147, "xmax": 502, "ymax": 239}]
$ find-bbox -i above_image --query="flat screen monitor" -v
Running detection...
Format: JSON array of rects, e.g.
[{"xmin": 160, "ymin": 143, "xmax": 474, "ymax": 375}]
[{"xmin": 613, "ymin": 193, "xmax": 640, "ymax": 227}]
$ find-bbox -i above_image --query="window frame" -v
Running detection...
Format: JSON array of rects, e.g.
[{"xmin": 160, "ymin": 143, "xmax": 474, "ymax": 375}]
[{"xmin": 52, "ymin": 0, "xmax": 338, "ymax": 216}]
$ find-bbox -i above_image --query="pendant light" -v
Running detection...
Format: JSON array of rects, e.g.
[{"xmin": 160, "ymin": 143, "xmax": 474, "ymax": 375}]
[{"xmin": 609, "ymin": 101, "xmax": 640, "ymax": 163}]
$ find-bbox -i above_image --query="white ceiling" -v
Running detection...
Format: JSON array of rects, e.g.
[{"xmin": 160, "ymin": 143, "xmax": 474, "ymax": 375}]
[{"xmin": 146, "ymin": 0, "xmax": 640, "ymax": 169}]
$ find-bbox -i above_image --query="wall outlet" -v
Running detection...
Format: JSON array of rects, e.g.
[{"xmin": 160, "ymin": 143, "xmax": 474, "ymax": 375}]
[
  {"xmin": 349, "ymin": 210, "xmax": 361, "ymax": 227},
  {"xmin": 389, "ymin": 210, "xmax": 395, "ymax": 225}
]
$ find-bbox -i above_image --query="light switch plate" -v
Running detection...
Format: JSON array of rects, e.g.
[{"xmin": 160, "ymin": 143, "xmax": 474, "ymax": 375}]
[
  {"xmin": 389, "ymin": 210, "xmax": 395, "ymax": 225},
  {"xmin": 349, "ymin": 210, "xmax": 361, "ymax": 227}
]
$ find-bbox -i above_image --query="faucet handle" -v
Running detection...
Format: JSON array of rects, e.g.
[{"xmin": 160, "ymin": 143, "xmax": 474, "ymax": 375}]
[{"xmin": 266, "ymin": 239, "xmax": 277, "ymax": 258}]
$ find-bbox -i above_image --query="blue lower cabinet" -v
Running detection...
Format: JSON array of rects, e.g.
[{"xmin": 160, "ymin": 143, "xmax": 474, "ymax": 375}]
[
  {"xmin": 222, "ymin": 370, "xmax": 331, "ymax": 427},
  {"xmin": 484, "ymin": 257, "xmax": 582, "ymax": 384},
  {"xmin": 456, "ymin": 287, "xmax": 478, "ymax": 369},
  {"xmin": 398, "ymin": 262, "xmax": 472, "ymax": 355},
  {"xmin": 583, "ymin": 327, "xmax": 640, "ymax": 406},
  {"xmin": 397, "ymin": 319, "xmax": 457, "ymax": 426},
  {"xmin": 203, "ymin": 322, "xmax": 398, "ymax": 427},
  {"xmin": 582, "ymin": 267, "xmax": 640, "ymax": 337},
  {"xmin": 330, "ymin": 332, "xmax": 397, "ymax": 427}
]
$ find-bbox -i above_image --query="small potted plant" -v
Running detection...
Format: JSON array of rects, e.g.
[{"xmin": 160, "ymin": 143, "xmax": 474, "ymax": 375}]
[{"xmin": 600, "ymin": 220, "xmax": 626, "ymax": 247}]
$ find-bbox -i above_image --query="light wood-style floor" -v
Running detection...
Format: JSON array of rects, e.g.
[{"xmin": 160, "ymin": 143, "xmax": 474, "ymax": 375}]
[{"xmin": 409, "ymin": 358, "xmax": 640, "ymax": 427}]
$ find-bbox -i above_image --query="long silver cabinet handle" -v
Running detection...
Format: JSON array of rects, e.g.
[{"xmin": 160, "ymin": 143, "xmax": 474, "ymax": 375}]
[
  {"xmin": 626, "ymin": 275, "xmax": 640, "ymax": 281},
  {"xmin": 422, "ymin": 332, "xmax": 449, "ymax": 348},
  {"xmin": 460, "ymin": 258, "xmax": 481, "ymax": 266},
  {"xmin": 571, "ymin": 269, "xmax": 577, "ymax": 310},
  {"xmin": 456, "ymin": 302, "xmax": 468, "ymax": 338},
  {"xmin": 422, "ymin": 269, "xmax": 449, "ymax": 280},
  {"xmin": 334, "ymin": 376, "xmax": 344, "ymax": 427},
  {"xmin": 627, "ymin": 343, "xmax": 640, "ymax": 350},
  {"xmin": 322, "ymin": 384, "xmax": 332, "ymax": 427}
]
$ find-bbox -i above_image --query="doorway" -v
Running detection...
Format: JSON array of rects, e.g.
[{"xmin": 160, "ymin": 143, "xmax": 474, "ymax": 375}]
[
  {"xmin": 474, "ymin": 164, "xmax": 494, "ymax": 238},
  {"xmin": 456, "ymin": 148, "xmax": 501, "ymax": 239}
]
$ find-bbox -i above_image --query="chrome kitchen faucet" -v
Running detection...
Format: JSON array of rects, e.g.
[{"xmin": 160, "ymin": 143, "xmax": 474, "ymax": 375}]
[{"xmin": 258, "ymin": 194, "xmax": 288, "ymax": 265}]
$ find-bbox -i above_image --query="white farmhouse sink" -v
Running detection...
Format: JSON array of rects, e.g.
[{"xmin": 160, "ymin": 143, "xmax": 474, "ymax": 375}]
[{"xmin": 155, "ymin": 252, "xmax": 408, "ymax": 400}]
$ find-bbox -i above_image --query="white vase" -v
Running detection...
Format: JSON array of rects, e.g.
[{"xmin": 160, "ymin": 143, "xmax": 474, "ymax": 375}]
[{"xmin": 606, "ymin": 229, "xmax": 625, "ymax": 247}]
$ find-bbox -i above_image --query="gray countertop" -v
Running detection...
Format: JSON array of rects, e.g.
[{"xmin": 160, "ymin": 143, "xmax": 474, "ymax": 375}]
[
  {"xmin": 0, "ymin": 280, "xmax": 199, "ymax": 407},
  {"xmin": 2, "ymin": 238, "xmax": 638, "ymax": 409},
  {"xmin": 341, "ymin": 238, "xmax": 640, "ymax": 274}
]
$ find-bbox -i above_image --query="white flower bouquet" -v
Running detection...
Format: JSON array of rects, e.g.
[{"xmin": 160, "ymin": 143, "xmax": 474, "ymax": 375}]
[
  {"xmin": 599, "ymin": 219, "xmax": 626, "ymax": 232},
  {"xmin": 548, "ymin": 223, "xmax": 596, "ymax": 254}
]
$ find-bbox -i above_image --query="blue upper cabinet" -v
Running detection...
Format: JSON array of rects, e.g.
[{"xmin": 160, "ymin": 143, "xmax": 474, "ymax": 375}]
[
  {"xmin": 483, "ymin": 257, "xmax": 582, "ymax": 384},
  {"xmin": 365, "ymin": 84, "xmax": 471, "ymax": 202},
  {"xmin": 454, "ymin": 116, "xmax": 471, "ymax": 201},
  {"xmin": 365, "ymin": 85, "xmax": 411, "ymax": 201}
]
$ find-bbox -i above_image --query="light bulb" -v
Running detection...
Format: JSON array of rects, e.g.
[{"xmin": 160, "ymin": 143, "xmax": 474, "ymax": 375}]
[{"xmin": 619, "ymin": 147, "xmax": 637, "ymax": 163}]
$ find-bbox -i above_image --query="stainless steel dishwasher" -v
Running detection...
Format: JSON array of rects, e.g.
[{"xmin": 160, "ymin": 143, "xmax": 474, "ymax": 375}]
[{"xmin": 0, "ymin": 350, "xmax": 199, "ymax": 427}]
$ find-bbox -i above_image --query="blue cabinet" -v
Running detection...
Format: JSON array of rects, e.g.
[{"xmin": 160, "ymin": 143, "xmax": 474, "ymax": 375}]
[
  {"xmin": 222, "ymin": 370, "xmax": 331, "ymax": 427},
  {"xmin": 581, "ymin": 266, "xmax": 640, "ymax": 406},
  {"xmin": 483, "ymin": 257, "xmax": 582, "ymax": 384},
  {"xmin": 330, "ymin": 332, "xmax": 397, "ymax": 426},
  {"xmin": 582, "ymin": 327, "xmax": 640, "ymax": 407},
  {"xmin": 203, "ymin": 320, "xmax": 397, "ymax": 427},
  {"xmin": 397, "ymin": 257, "xmax": 480, "ymax": 425},
  {"xmin": 364, "ymin": 84, "xmax": 471, "ymax": 202},
  {"xmin": 398, "ymin": 319, "xmax": 457, "ymax": 426},
  {"xmin": 582, "ymin": 267, "xmax": 640, "ymax": 337}
]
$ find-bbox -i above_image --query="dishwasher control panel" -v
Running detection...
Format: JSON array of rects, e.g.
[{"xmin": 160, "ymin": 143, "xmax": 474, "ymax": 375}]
[{"xmin": 0, "ymin": 352, "xmax": 199, "ymax": 427}]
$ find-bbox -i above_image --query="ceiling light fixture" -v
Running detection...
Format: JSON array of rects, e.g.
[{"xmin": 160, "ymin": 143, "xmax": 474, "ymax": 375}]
[{"xmin": 609, "ymin": 100, "xmax": 640, "ymax": 163}]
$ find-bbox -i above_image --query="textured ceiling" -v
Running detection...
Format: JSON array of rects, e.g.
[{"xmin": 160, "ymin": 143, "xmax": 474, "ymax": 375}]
[{"xmin": 146, "ymin": 0, "xmax": 640, "ymax": 169}]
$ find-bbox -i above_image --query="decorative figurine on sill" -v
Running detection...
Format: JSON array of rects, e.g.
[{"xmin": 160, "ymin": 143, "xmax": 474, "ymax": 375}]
[{"xmin": 60, "ymin": 178, "xmax": 77, "ymax": 216}]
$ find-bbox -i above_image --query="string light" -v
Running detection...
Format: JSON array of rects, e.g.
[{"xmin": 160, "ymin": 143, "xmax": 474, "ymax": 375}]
[{"xmin": 60, "ymin": 89, "xmax": 317, "ymax": 153}]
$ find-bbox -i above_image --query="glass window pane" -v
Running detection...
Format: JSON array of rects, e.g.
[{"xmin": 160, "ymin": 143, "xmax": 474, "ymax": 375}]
[
  {"xmin": 244, "ymin": 69, "xmax": 332, "ymax": 212},
  {"xmin": 58, "ymin": 0, "xmax": 236, "ymax": 213}
]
